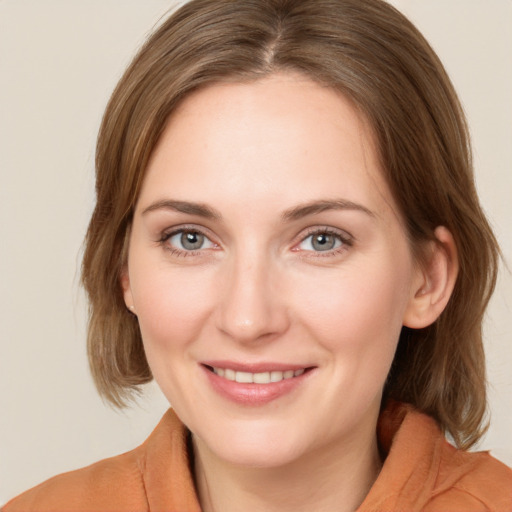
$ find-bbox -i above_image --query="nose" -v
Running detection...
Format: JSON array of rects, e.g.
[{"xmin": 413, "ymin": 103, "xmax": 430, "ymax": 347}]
[{"xmin": 215, "ymin": 252, "xmax": 290, "ymax": 344}]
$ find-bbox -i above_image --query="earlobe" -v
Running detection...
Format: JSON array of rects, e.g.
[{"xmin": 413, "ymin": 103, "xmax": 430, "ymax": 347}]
[
  {"xmin": 403, "ymin": 226, "xmax": 459, "ymax": 329},
  {"xmin": 120, "ymin": 266, "xmax": 136, "ymax": 314}
]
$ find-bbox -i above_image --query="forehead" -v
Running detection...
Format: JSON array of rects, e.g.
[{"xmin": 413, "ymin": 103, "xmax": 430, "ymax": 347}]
[{"xmin": 138, "ymin": 73, "xmax": 397, "ymax": 222}]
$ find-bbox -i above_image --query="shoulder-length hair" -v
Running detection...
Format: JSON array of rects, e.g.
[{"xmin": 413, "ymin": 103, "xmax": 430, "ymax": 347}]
[{"xmin": 82, "ymin": 0, "xmax": 499, "ymax": 449}]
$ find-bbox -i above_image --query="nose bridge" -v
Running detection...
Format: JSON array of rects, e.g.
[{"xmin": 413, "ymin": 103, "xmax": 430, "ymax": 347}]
[{"xmin": 217, "ymin": 244, "xmax": 287, "ymax": 343}]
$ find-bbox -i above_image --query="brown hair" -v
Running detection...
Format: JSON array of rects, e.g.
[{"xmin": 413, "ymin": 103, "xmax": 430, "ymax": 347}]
[{"xmin": 82, "ymin": 0, "xmax": 499, "ymax": 448}]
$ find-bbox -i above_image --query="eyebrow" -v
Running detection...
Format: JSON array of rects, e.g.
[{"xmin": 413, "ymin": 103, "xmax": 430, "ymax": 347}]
[
  {"xmin": 281, "ymin": 199, "xmax": 376, "ymax": 221},
  {"xmin": 141, "ymin": 199, "xmax": 221, "ymax": 219},
  {"xmin": 141, "ymin": 198, "xmax": 375, "ymax": 222}
]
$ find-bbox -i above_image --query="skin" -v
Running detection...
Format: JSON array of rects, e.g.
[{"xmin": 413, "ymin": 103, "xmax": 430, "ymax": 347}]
[{"xmin": 122, "ymin": 73, "xmax": 457, "ymax": 512}]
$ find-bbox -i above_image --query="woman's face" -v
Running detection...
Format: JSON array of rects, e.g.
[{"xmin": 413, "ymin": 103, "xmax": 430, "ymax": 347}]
[{"xmin": 123, "ymin": 73, "xmax": 424, "ymax": 468}]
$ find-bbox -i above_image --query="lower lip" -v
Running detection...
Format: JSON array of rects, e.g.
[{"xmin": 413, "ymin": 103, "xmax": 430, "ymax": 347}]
[{"xmin": 202, "ymin": 366, "xmax": 312, "ymax": 406}]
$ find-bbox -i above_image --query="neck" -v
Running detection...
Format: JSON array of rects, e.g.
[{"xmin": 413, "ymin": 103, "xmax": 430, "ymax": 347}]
[{"xmin": 192, "ymin": 424, "xmax": 382, "ymax": 512}]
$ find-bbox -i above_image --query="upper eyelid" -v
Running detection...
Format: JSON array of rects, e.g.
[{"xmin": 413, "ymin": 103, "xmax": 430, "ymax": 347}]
[
  {"xmin": 159, "ymin": 227, "xmax": 218, "ymax": 256},
  {"xmin": 158, "ymin": 226, "xmax": 217, "ymax": 251},
  {"xmin": 297, "ymin": 226, "xmax": 353, "ymax": 242},
  {"xmin": 290, "ymin": 226, "xmax": 354, "ymax": 256},
  {"xmin": 160, "ymin": 224, "xmax": 215, "ymax": 240}
]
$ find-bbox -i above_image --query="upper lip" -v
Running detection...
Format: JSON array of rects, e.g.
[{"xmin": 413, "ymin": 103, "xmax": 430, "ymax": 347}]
[{"xmin": 201, "ymin": 360, "xmax": 314, "ymax": 373}]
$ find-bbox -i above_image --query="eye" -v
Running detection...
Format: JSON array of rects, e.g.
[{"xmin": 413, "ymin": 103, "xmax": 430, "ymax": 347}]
[
  {"xmin": 297, "ymin": 230, "xmax": 349, "ymax": 253},
  {"xmin": 164, "ymin": 229, "xmax": 216, "ymax": 252}
]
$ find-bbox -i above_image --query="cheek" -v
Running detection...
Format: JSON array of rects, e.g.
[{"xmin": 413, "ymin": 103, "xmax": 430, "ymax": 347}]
[
  {"xmin": 129, "ymin": 262, "xmax": 220, "ymax": 411},
  {"xmin": 291, "ymin": 254, "xmax": 413, "ymax": 356},
  {"xmin": 131, "ymin": 262, "xmax": 217, "ymax": 353}
]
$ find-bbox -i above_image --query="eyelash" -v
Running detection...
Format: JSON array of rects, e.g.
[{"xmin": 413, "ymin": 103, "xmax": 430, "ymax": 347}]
[
  {"xmin": 158, "ymin": 226, "xmax": 353, "ymax": 258},
  {"xmin": 294, "ymin": 228, "xmax": 353, "ymax": 257},
  {"xmin": 159, "ymin": 226, "xmax": 217, "ymax": 257}
]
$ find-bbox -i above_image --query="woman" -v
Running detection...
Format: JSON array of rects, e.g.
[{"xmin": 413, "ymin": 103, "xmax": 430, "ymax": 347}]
[{"xmin": 3, "ymin": 0, "xmax": 511, "ymax": 510}]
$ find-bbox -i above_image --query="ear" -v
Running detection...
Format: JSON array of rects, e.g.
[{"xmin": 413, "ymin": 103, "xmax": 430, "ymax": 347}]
[
  {"xmin": 120, "ymin": 265, "xmax": 136, "ymax": 314},
  {"xmin": 403, "ymin": 226, "xmax": 459, "ymax": 329}
]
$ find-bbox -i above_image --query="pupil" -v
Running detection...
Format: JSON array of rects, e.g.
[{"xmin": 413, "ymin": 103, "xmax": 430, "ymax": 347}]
[
  {"xmin": 313, "ymin": 233, "xmax": 334, "ymax": 251},
  {"xmin": 181, "ymin": 231, "xmax": 203, "ymax": 250}
]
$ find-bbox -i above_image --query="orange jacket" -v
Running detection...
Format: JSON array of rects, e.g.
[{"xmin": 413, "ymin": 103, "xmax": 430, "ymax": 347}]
[{"xmin": 3, "ymin": 402, "xmax": 512, "ymax": 511}]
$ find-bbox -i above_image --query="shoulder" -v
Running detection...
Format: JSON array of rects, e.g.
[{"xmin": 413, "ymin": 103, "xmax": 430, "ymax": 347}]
[
  {"xmin": 2, "ymin": 409, "xmax": 200, "ymax": 512},
  {"xmin": 2, "ymin": 447, "xmax": 148, "ymax": 512},
  {"xmin": 363, "ymin": 402, "xmax": 512, "ymax": 511},
  {"xmin": 425, "ymin": 443, "xmax": 512, "ymax": 511}
]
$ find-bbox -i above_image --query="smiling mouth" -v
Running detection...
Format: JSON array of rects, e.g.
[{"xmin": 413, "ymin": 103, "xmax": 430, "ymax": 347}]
[{"xmin": 205, "ymin": 365, "xmax": 309, "ymax": 384}]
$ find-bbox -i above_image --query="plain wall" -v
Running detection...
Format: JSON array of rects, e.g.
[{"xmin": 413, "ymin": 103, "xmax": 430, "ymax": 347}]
[{"xmin": 1, "ymin": 0, "xmax": 511, "ymax": 503}]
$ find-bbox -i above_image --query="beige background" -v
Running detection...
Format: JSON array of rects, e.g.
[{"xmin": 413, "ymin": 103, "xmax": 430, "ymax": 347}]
[{"xmin": 1, "ymin": 0, "xmax": 511, "ymax": 503}]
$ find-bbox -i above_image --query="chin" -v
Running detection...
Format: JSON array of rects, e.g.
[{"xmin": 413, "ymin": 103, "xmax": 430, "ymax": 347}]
[
  {"xmin": 211, "ymin": 441, "xmax": 304, "ymax": 469},
  {"xmin": 194, "ymin": 419, "xmax": 310, "ymax": 469}
]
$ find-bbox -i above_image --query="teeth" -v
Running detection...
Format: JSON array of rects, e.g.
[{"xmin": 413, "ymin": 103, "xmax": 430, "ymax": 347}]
[
  {"xmin": 212, "ymin": 367, "xmax": 306, "ymax": 383},
  {"xmin": 235, "ymin": 371, "xmax": 253, "ymax": 383},
  {"xmin": 270, "ymin": 371, "xmax": 283, "ymax": 382},
  {"xmin": 253, "ymin": 372, "xmax": 270, "ymax": 384}
]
